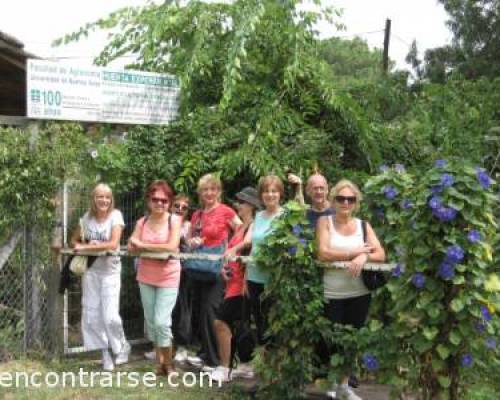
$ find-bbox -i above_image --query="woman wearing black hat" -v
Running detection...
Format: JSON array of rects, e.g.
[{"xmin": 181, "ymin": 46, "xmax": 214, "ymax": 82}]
[{"xmin": 209, "ymin": 187, "xmax": 261, "ymax": 383}]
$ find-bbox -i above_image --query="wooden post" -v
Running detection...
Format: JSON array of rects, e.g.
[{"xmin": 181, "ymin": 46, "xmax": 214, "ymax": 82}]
[
  {"xmin": 23, "ymin": 121, "xmax": 42, "ymax": 351},
  {"xmin": 383, "ymin": 18, "xmax": 391, "ymax": 74}
]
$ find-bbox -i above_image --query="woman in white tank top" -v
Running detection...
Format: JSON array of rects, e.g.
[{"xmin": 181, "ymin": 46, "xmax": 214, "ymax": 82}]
[{"xmin": 316, "ymin": 179, "xmax": 385, "ymax": 400}]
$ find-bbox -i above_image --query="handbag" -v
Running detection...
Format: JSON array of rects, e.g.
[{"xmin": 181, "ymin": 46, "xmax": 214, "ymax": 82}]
[
  {"xmin": 69, "ymin": 219, "xmax": 97, "ymax": 277},
  {"xmin": 360, "ymin": 220, "xmax": 387, "ymax": 291},
  {"xmin": 183, "ymin": 243, "xmax": 226, "ymax": 281},
  {"xmin": 183, "ymin": 212, "xmax": 226, "ymax": 281}
]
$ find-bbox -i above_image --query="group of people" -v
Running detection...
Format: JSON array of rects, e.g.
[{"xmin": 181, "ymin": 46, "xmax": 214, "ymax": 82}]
[{"xmin": 69, "ymin": 171, "xmax": 385, "ymax": 400}]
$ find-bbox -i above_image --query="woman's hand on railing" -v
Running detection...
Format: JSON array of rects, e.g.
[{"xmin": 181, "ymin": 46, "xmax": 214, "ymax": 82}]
[
  {"xmin": 346, "ymin": 253, "xmax": 369, "ymax": 277},
  {"xmin": 187, "ymin": 237, "xmax": 203, "ymax": 249}
]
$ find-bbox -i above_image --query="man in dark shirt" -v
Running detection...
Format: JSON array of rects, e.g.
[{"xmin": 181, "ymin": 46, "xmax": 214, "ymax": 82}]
[{"xmin": 288, "ymin": 172, "xmax": 333, "ymax": 228}]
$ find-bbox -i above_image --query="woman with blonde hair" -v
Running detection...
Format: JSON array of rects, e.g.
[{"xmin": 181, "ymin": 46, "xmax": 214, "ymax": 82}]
[
  {"xmin": 185, "ymin": 173, "xmax": 242, "ymax": 369},
  {"xmin": 317, "ymin": 179, "xmax": 385, "ymax": 400},
  {"xmin": 71, "ymin": 183, "xmax": 130, "ymax": 371},
  {"xmin": 227, "ymin": 175, "xmax": 284, "ymax": 346}
]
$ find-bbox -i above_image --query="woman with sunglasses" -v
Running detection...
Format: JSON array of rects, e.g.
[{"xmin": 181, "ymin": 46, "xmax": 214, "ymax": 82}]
[
  {"xmin": 143, "ymin": 194, "xmax": 193, "ymax": 362},
  {"xmin": 317, "ymin": 179, "xmax": 385, "ymax": 400},
  {"xmin": 128, "ymin": 180, "xmax": 182, "ymax": 376},
  {"xmin": 210, "ymin": 187, "xmax": 261, "ymax": 383},
  {"xmin": 70, "ymin": 183, "xmax": 130, "ymax": 372},
  {"xmin": 185, "ymin": 174, "xmax": 242, "ymax": 369}
]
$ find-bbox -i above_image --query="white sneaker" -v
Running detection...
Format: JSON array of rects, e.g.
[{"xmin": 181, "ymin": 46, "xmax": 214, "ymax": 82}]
[
  {"xmin": 231, "ymin": 363, "xmax": 255, "ymax": 379},
  {"xmin": 201, "ymin": 364, "xmax": 216, "ymax": 372},
  {"xmin": 336, "ymin": 383, "xmax": 363, "ymax": 400},
  {"xmin": 209, "ymin": 366, "xmax": 231, "ymax": 384},
  {"xmin": 144, "ymin": 350, "xmax": 156, "ymax": 360},
  {"xmin": 186, "ymin": 355, "xmax": 204, "ymax": 368},
  {"xmin": 174, "ymin": 347, "xmax": 188, "ymax": 363},
  {"xmin": 115, "ymin": 342, "xmax": 131, "ymax": 365},
  {"xmin": 102, "ymin": 349, "xmax": 114, "ymax": 371}
]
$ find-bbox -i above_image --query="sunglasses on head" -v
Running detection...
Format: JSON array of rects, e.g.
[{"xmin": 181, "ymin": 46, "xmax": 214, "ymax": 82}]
[
  {"xmin": 151, "ymin": 197, "xmax": 169, "ymax": 205},
  {"xmin": 335, "ymin": 195, "xmax": 357, "ymax": 204},
  {"xmin": 174, "ymin": 203, "xmax": 189, "ymax": 212}
]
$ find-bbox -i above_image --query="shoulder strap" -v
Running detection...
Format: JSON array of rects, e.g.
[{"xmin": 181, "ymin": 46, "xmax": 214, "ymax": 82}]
[{"xmin": 361, "ymin": 220, "xmax": 367, "ymax": 243}]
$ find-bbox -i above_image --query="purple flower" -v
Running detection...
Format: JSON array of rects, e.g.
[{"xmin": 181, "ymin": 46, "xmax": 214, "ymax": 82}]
[
  {"xmin": 379, "ymin": 164, "xmax": 389, "ymax": 173},
  {"xmin": 440, "ymin": 173, "xmax": 455, "ymax": 187},
  {"xmin": 445, "ymin": 245, "xmax": 464, "ymax": 264},
  {"xmin": 288, "ymin": 246, "xmax": 297, "ymax": 256},
  {"xmin": 485, "ymin": 337, "xmax": 496, "ymax": 350},
  {"xmin": 400, "ymin": 199, "xmax": 413, "ymax": 209},
  {"xmin": 382, "ymin": 186, "xmax": 398, "ymax": 200},
  {"xmin": 362, "ymin": 353, "xmax": 379, "ymax": 371},
  {"xmin": 430, "ymin": 185, "xmax": 444, "ymax": 194},
  {"xmin": 392, "ymin": 263, "xmax": 404, "ymax": 278},
  {"xmin": 394, "ymin": 163, "xmax": 405, "ymax": 173},
  {"xmin": 438, "ymin": 262, "xmax": 455, "ymax": 280},
  {"xmin": 412, "ymin": 273, "xmax": 426, "ymax": 289},
  {"xmin": 476, "ymin": 168, "xmax": 491, "ymax": 189},
  {"xmin": 467, "ymin": 230, "xmax": 482, "ymax": 243},
  {"xmin": 461, "ymin": 353, "xmax": 474, "ymax": 368},
  {"xmin": 428, "ymin": 196, "xmax": 442, "ymax": 210},
  {"xmin": 475, "ymin": 320, "xmax": 486, "ymax": 333},
  {"xmin": 433, "ymin": 206, "xmax": 458, "ymax": 222},
  {"xmin": 292, "ymin": 224, "xmax": 303, "ymax": 237},
  {"xmin": 435, "ymin": 159, "xmax": 447, "ymax": 168},
  {"xmin": 481, "ymin": 305, "xmax": 492, "ymax": 322},
  {"xmin": 298, "ymin": 238, "xmax": 307, "ymax": 246}
]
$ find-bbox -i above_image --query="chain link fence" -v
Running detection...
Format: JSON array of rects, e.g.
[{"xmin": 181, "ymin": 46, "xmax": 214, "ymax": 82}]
[{"xmin": 0, "ymin": 182, "xmax": 148, "ymax": 360}]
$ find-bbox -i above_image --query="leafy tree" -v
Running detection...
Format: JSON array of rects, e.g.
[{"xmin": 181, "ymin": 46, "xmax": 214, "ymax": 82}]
[
  {"xmin": 55, "ymin": 0, "xmax": 385, "ymax": 195},
  {"xmin": 422, "ymin": 0, "xmax": 500, "ymax": 81},
  {"xmin": 319, "ymin": 36, "xmax": 385, "ymax": 84}
]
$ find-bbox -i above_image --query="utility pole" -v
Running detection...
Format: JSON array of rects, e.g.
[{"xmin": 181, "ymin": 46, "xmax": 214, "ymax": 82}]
[{"xmin": 383, "ymin": 18, "xmax": 391, "ymax": 74}]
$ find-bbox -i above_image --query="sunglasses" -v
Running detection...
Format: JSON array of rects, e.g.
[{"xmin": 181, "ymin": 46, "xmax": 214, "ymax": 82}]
[
  {"xmin": 335, "ymin": 195, "xmax": 357, "ymax": 204},
  {"xmin": 174, "ymin": 203, "xmax": 189, "ymax": 212},
  {"xmin": 151, "ymin": 197, "xmax": 169, "ymax": 205}
]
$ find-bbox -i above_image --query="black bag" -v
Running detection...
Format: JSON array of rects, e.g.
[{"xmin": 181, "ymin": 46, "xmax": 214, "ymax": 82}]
[{"xmin": 360, "ymin": 220, "xmax": 387, "ymax": 291}]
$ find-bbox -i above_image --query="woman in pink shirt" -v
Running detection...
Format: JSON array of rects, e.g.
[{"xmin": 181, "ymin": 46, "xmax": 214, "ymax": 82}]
[{"xmin": 128, "ymin": 180, "xmax": 181, "ymax": 376}]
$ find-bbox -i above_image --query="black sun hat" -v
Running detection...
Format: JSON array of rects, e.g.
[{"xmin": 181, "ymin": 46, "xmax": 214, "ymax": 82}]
[{"xmin": 235, "ymin": 187, "xmax": 262, "ymax": 209}]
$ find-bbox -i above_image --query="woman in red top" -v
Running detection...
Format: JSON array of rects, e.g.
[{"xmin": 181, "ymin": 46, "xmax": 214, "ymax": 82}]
[
  {"xmin": 210, "ymin": 187, "xmax": 261, "ymax": 382},
  {"xmin": 185, "ymin": 174, "xmax": 242, "ymax": 368}
]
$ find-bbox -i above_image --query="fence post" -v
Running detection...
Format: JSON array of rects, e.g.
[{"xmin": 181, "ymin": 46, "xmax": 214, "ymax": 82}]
[
  {"xmin": 45, "ymin": 186, "xmax": 65, "ymax": 355},
  {"xmin": 23, "ymin": 122, "xmax": 42, "ymax": 352}
]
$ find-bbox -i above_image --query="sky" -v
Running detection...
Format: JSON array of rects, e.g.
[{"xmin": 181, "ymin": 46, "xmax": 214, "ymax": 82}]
[{"xmin": 0, "ymin": 0, "xmax": 452, "ymax": 71}]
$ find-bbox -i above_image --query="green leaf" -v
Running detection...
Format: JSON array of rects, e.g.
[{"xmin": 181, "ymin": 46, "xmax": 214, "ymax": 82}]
[
  {"xmin": 449, "ymin": 330, "xmax": 462, "ymax": 346},
  {"xmin": 450, "ymin": 298, "xmax": 465, "ymax": 312},
  {"xmin": 436, "ymin": 344, "xmax": 451, "ymax": 360},
  {"xmin": 438, "ymin": 376, "xmax": 451, "ymax": 388},
  {"xmin": 423, "ymin": 326, "xmax": 439, "ymax": 340}
]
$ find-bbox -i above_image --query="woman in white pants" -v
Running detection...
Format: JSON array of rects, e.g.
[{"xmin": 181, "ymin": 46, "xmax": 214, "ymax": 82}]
[{"xmin": 71, "ymin": 183, "xmax": 130, "ymax": 371}]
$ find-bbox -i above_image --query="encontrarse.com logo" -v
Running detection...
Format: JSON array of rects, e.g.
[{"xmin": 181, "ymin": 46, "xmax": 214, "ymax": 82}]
[{"xmin": 0, "ymin": 369, "xmax": 222, "ymax": 389}]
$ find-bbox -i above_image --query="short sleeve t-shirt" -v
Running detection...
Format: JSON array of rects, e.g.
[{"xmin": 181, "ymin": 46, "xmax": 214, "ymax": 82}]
[
  {"xmin": 190, "ymin": 204, "xmax": 237, "ymax": 247},
  {"xmin": 247, "ymin": 209, "xmax": 282, "ymax": 284},
  {"xmin": 80, "ymin": 209, "xmax": 125, "ymax": 273}
]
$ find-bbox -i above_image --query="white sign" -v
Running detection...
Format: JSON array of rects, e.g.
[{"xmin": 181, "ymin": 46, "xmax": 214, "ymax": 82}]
[{"xmin": 27, "ymin": 59, "xmax": 180, "ymax": 125}]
